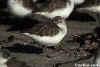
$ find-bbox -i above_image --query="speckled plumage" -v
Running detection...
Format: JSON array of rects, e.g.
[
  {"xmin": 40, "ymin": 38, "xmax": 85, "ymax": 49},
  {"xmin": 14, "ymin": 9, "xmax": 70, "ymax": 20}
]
[
  {"xmin": 35, "ymin": 0, "xmax": 70, "ymax": 12},
  {"xmin": 34, "ymin": 0, "xmax": 74, "ymax": 18},
  {"xmin": 21, "ymin": 0, "xmax": 35, "ymax": 10},
  {"xmin": 21, "ymin": 16, "xmax": 63, "ymax": 36},
  {"xmin": 22, "ymin": 20, "xmax": 59, "ymax": 36},
  {"xmin": 23, "ymin": 16, "xmax": 67, "ymax": 46}
]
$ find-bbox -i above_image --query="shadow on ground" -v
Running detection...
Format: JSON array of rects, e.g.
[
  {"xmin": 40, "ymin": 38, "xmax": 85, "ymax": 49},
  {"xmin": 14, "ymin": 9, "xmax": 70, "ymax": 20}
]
[{"xmin": 3, "ymin": 44, "xmax": 43, "ymax": 54}]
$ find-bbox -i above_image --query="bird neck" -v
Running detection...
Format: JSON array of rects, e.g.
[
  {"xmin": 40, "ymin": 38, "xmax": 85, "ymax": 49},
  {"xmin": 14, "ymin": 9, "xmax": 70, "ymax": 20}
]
[{"xmin": 57, "ymin": 21, "xmax": 67, "ymax": 32}]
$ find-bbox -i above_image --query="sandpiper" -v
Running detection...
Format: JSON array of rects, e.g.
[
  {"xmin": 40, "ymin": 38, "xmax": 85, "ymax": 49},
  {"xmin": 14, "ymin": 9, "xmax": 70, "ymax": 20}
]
[
  {"xmin": 33, "ymin": 0, "xmax": 85, "ymax": 19},
  {"xmin": 7, "ymin": 0, "xmax": 85, "ymax": 19},
  {"xmin": 33, "ymin": 0, "xmax": 74, "ymax": 19},
  {"xmin": 76, "ymin": 0, "xmax": 100, "ymax": 23},
  {"xmin": 22, "ymin": 16, "xmax": 67, "ymax": 48},
  {"xmin": 7, "ymin": 0, "xmax": 36, "ymax": 17}
]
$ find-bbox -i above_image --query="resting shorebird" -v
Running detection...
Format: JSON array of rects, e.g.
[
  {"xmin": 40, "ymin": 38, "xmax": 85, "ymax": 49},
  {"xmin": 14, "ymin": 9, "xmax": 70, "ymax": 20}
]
[
  {"xmin": 7, "ymin": 0, "xmax": 85, "ymax": 18},
  {"xmin": 7, "ymin": 0, "xmax": 36, "ymax": 17},
  {"xmin": 22, "ymin": 16, "xmax": 67, "ymax": 49},
  {"xmin": 76, "ymin": 0, "xmax": 100, "ymax": 24},
  {"xmin": 33, "ymin": 0, "xmax": 74, "ymax": 19},
  {"xmin": 33, "ymin": 0, "xmax": 85, "ymax": 19}
]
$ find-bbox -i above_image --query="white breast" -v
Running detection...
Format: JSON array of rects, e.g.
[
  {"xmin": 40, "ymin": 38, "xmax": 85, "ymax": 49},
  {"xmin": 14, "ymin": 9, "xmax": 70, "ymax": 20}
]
[
  {"xmin": 8, "ymin": 0, "xmax": 32, "ymax": 17},
  {"xmin": 0, "ymin": 55, "xmax": 8, "ymax": 67},
  {"xmin": 23, "ymin": 21, "xmax": 67, "ymax": 46},
  {"xmin": 35, "ymin": 3, "xmax": 74, "ymax": 19}
]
